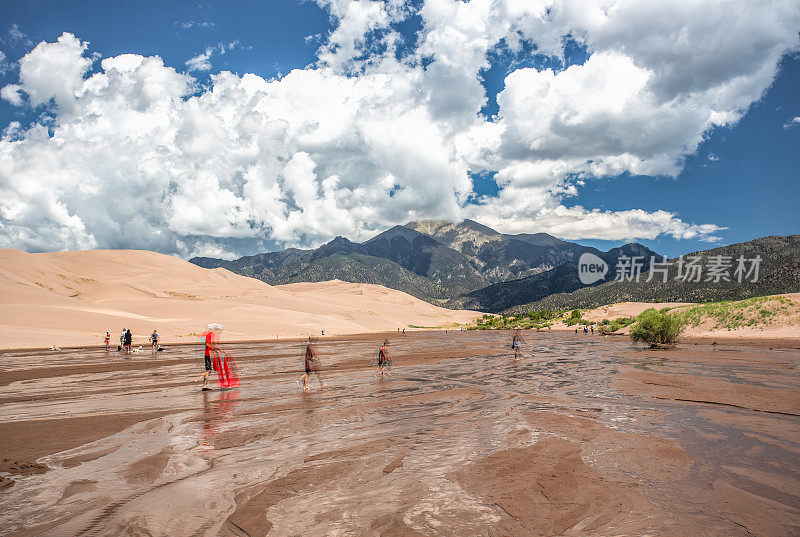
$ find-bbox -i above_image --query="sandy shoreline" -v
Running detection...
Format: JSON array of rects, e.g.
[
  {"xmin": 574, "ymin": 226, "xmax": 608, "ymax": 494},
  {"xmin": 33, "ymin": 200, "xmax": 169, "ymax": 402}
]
[
  {"xmin": 4, "ymin": 328, "xmax": 799, "ymax": 353},
  {"xmin": 1, "ymin": 330, "xmax": 798, "ymax": 535},
  {"xmin": 0, "ymin": 330, "xmax": 427, "ymax": 353}
]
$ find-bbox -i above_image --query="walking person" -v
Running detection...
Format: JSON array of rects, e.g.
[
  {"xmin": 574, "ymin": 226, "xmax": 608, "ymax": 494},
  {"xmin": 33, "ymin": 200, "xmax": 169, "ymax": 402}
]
[
  {"xmin": 511, "ymin": 329, "xmax": 524, "ymax": 360},
  {"xmin": 150, "ymin": 329, "xmax": 159, "ymax": 354},
  {"xmin": 119, "ymin": 328, "xmax": 126, "ymax": 351},
  {"xmin": 376, "ymin": 339, "xmax": 391, "ymax": 379},
  {"xmin": 104, "ymin": 331, "xmax": 110, "ymax": 351},
  {"xmin": 297, "ymin": 338, "xmax": 325, "ymax": 390},
  {"xmin": 198, "ymin": 325, "xmax": 220, "ymax": 391}
]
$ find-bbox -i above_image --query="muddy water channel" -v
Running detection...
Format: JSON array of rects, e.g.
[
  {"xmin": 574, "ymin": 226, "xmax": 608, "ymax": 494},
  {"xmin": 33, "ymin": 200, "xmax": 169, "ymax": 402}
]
[{"xmin": 1, "ymin": 331, "xmax": 798, "ymax": 536}]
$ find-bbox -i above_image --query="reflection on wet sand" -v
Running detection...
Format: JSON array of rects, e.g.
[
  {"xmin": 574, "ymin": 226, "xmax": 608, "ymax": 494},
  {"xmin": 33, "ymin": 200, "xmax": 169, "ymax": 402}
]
[
  {"xmin": 200, "ymin": 390, "xmax": 242, "ymax": 454},
  {"xmin": 0, "ymin": 331, "xmax": 798, "ymax": 536}
]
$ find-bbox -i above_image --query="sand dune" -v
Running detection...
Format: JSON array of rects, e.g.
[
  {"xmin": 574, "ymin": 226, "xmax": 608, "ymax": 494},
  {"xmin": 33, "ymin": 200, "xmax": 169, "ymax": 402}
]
[
  {"xmin": 578, "ymin": 301, "xmax": 695, "ymax": 320},
  {"xmin": 0, "ymin": 249, "xmax": 478, "ymax": 349}
]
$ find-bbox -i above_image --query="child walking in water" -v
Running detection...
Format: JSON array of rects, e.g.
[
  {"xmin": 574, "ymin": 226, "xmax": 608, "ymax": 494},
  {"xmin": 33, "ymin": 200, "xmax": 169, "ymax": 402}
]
[
  {"xmin": 297, "ymin": 338, "xmax": 325, "ymax": 390},
  {"xmin": 104, "ymin": 331, "xmax": 110, "ymax": 351},
  {"xmin": 376, "ymin": 339, "xmax": 391, "ymax": 379},
  {"xmin": 511, "ymin": 329, "xmax": 524, "ymax": 360}
]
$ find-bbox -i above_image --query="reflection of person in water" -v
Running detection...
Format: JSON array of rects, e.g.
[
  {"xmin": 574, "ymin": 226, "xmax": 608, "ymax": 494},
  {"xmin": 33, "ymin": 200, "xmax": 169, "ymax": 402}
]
[
  {"xmin": 297, "ymin": 338, "xmax": 326, "ymax": 390},
  {"xmin": 200, "ymin": 389, "xmax": 240, "ymax": 452},
  {"xmin": 376, "ymin": 339, "xmax": 391, "ymax": 379},
  {"xmin": 511, "ymin": 329, "xmax": 524, "ymax": 360}
]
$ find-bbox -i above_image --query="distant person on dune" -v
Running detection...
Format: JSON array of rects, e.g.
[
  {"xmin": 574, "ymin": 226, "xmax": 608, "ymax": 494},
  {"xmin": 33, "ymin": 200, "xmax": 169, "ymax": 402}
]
[
  {"xmin": 376, "ymin": 339, "xmax": 391, "ymax": 379},
  {"xmin": 104, "ymin": 331, "xmax": 110, "ymax": 351},
  {"xmin": 297, "ymin": 338, "xmax": 325, "ymax": 390}
]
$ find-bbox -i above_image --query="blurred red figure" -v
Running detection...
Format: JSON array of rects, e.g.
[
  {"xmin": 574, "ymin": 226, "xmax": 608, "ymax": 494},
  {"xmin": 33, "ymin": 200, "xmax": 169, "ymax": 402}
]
[{"xmin": 198, "ymin": 323, "xmax": 240, "ymax": 391}]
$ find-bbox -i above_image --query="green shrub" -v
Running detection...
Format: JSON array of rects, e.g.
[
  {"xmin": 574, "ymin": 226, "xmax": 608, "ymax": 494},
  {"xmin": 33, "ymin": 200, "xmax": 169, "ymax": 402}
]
[
  {"xmin": 629, "ymin": 308, "xmax": 686, "ymax": 348},
  {"xmin": 617, "ymin": 317, "xmax": 635, "ymax": 328},
  {"xmin": 598, "ymin": 316, "xmax": 635, "ymax": 334},
  {"xmin": 528, "ymin": 309, "xmax": 555, "ymax": 322}
]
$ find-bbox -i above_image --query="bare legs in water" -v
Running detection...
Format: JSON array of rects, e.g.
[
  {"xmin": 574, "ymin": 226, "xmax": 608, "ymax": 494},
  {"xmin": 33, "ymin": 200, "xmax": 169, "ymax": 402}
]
[{"xmin": 297, "ymin": 339, "xmax": 326, "ymax": 390}]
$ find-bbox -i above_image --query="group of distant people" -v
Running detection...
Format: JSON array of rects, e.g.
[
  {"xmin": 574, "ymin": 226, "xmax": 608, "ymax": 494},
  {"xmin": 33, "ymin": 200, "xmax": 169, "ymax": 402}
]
[
  {"xmin": 103, "ymin": 328, "xmax": 160, "ymax": 354},
  {"xmin": 575, "ymin": 325, "xmax": 595, "ymax": 335}
]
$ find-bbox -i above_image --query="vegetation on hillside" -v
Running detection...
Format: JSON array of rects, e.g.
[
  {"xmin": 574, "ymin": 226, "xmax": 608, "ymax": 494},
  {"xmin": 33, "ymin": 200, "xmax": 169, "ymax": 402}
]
[
  {"xmin": 674, "ymin": 295, "xmax": 799, "ymax": 331},
  {"xmin": 472, "ymin": 309, "xmax": 559, "ymax": 331},
  {"xmin": 467, "ymin": 294, "xmax": 797, "ymax": 340},
  {"xmin": 598, "ymin": 316, "xmax": 636, "ymax": 334}
]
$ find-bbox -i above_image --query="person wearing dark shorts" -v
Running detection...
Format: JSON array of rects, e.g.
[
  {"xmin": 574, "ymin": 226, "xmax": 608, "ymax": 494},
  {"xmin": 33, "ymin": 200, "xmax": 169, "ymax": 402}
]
[
  {"xmin": 150, "ymin": 329, "xmax": 159, "ymax": 354},
  {"xmin": 297, "ymin": 338, "xmax": 325, "ymax": 390},
  {"xmin": 124, "ymin": 329, "xmax": 133, "ymax": 354},
  {"xmin": 376, "ymin": 340, "xmax": 390, "ymax": 379},
  {"xmin": 203, "ymin": 330, "xmax": 214, "ymax": 390}
]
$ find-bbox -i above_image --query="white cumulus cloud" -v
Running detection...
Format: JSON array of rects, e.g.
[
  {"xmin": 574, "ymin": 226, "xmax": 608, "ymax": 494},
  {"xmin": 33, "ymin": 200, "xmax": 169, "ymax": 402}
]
[
  {"xmin": 784, "ymin": 116, "xmax": 800, "ymax": 129},
  {"xmin": 0, "ymin": 0, "xmax": 798, "ymax": 257}
]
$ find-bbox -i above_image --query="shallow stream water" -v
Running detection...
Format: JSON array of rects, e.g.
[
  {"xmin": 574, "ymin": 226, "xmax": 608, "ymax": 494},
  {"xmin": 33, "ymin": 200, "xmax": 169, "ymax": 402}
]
[{"xmin": 1, "ymin": 331, "xmax": 798, "ymax": 536}]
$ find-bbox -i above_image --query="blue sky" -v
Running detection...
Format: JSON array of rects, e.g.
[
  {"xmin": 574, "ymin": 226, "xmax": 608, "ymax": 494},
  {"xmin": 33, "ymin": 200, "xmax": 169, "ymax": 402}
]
[{"xmin": 0, "ymin": 0, "xmax": 797, "ymax": 259}]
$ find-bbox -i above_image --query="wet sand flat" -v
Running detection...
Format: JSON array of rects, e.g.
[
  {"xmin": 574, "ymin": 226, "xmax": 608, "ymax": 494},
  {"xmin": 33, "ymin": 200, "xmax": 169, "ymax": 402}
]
[{"xmin": 1, "ymin": 331, "xmax": 799, "ymax": 536}]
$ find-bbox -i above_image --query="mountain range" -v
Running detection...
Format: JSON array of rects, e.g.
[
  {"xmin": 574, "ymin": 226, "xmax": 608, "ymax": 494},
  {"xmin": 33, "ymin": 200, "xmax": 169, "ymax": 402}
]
[
  {"xmin": 517, "ymin": 234, "xmax": 800, "ymax": 313},
  {"xmin": 190, "ymin": 220, "xmax": 799, "ymax": 313},
  {"xmin": 191, "ymin": 220, "xmax": 657, "ymax": 310}
]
